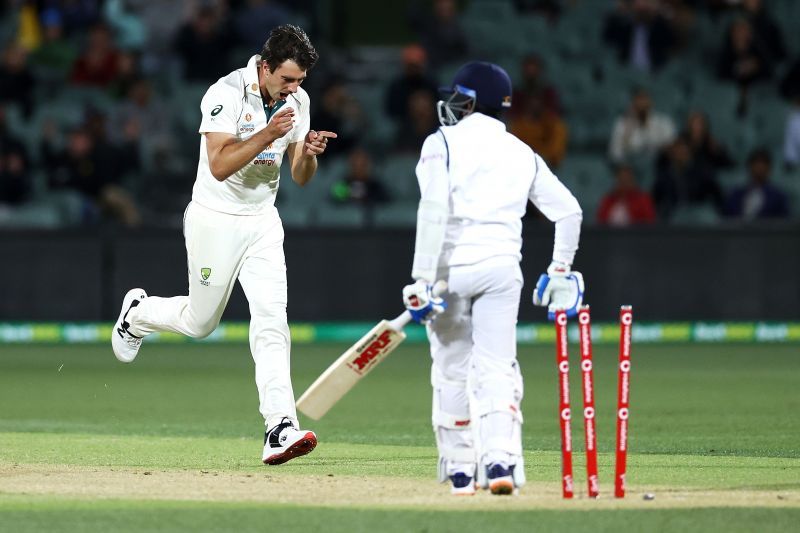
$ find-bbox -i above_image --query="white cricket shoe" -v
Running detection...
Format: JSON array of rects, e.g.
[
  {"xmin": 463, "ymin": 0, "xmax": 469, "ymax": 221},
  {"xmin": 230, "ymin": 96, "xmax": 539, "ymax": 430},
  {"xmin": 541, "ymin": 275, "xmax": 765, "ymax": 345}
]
[
  {"xmin": 262, "ymin": 417, "xmax": 317, "ymax": 465},
  {"xmin": 450, "ymin": 473, "xmax": 477, "ymax": 496},
  {"xmin": 112, "ymin": 288, "xmax": 147, "ymax": 363}
]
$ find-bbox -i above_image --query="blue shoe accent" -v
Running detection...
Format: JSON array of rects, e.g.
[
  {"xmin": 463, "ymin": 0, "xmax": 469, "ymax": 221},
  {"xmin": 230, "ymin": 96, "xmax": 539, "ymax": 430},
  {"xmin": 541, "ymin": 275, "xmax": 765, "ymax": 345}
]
[
  {"xmin": 450, "ymin": 472, "xmax": 473, "ymax": 489},
  {"xmin": 487, "ymin": 463, "xmax": 514, "ymax": 479}
]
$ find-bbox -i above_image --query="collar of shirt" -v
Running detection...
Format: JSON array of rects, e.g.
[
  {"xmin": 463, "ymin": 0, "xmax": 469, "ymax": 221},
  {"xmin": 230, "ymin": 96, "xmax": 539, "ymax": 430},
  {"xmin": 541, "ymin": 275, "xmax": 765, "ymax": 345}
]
[
  {"xmin": 245, "ymin": 53, "xmax": 288, "ymax": 121},
  {"xmin": 245, "ymin": 55, "xmax": 261, "ymax": 98},
  {"xmin": 462, "ymin": 112, "xmax": 506, "ymax": 131}
]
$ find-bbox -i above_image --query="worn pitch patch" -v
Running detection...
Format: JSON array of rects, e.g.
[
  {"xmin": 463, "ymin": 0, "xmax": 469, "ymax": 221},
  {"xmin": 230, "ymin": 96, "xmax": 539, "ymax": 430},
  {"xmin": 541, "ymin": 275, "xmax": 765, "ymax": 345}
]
[{"xmin": 1, "ymin": 463, "xmax": 798, "ymax": 510}]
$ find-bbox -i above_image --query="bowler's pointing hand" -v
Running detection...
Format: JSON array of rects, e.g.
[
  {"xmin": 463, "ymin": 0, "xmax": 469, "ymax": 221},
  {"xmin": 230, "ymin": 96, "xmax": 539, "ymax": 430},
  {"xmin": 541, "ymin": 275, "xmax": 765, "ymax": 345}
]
[{"xmin": 304, "ymin": 130, "xmax": 337, "ymax": 156}]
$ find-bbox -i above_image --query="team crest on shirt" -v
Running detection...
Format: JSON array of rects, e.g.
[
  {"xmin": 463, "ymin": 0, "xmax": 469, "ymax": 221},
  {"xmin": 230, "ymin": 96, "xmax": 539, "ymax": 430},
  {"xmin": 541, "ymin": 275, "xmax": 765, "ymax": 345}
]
[
  {"xmin": 200, "ymin": 267, "xmax": 211, "ymax": 286},
  {"xmin": 239, "ymin": 113, "xmax": 256, "ymax": 133}
]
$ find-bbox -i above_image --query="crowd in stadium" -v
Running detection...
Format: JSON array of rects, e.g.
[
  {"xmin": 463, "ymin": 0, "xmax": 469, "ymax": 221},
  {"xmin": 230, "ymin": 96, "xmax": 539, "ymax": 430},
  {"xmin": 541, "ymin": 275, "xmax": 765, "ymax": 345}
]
[{"xmin": 0, "ymin": 0, "xmax": 798, "ymax": 229}]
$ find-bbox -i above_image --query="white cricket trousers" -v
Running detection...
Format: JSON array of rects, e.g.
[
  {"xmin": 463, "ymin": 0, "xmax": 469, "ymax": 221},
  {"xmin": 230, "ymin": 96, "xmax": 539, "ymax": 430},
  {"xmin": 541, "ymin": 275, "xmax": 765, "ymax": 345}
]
[
  {"xmin": 127, "ymin": 201, "xmax": 295, "ymax": 430},
  {"xmin": 428, "ymin": 255, "xmax": 524, "ymax": 475}
]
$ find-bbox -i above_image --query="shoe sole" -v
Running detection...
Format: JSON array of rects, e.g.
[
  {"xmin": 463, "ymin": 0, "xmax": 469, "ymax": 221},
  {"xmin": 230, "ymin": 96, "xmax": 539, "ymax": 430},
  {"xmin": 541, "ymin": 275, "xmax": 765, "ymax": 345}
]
[
  {"xmin": 489, "ymin": 479, "xmax": 515, "ymax": 495},
  {"xmin": 112, "ymin": 288, "xmax": 146, "ymax": 363},
  {"xmin": 451, "ymin": 486, "xmax": 477, "ymax": 496},
  {"xmin": 263, "ymin": 432, "xmax": 317, "ymax": 465}
]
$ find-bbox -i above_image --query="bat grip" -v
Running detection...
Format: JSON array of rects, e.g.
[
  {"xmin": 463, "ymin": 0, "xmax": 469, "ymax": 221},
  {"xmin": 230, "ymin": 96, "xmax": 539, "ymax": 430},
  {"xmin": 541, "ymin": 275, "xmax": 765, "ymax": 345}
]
[{"xmin": 390, "ymin": 280, "xmax": 448, "ymax": 331}]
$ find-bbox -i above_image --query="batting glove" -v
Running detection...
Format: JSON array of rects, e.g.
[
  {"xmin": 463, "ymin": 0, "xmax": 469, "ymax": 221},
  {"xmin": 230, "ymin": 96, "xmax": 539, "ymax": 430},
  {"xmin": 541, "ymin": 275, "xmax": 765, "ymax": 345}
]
[
  {"xmin": 403, "ymin": 280, "xmax": 447, "ymax": 324},
  {"xmin": 532, "ymin": 261, "xmax": 585, "ymax": 320}
]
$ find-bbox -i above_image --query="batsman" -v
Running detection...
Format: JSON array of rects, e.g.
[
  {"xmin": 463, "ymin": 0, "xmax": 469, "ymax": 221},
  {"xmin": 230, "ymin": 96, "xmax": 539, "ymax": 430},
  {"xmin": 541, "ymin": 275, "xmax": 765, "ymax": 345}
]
[{"xmin": 402, "ymin": 61, "xmax": 584, "ymax": 495}]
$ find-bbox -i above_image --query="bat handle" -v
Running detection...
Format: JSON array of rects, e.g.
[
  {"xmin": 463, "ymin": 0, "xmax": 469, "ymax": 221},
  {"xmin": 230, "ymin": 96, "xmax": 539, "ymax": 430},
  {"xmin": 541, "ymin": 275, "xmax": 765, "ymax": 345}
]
[
  {"xmin": 390, "ymin": 311, "xmax": 413, "ymax": 331},
  {"xmin": 390, "ymin": 280, "xmax": 448, "ymax": 331}
]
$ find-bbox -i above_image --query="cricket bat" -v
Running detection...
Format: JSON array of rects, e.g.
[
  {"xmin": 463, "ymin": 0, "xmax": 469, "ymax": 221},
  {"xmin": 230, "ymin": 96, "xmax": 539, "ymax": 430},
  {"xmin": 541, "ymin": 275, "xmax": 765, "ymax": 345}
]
[{"xmin": 296, "ymin": 281, "xmax": 447, "ymax": 420}]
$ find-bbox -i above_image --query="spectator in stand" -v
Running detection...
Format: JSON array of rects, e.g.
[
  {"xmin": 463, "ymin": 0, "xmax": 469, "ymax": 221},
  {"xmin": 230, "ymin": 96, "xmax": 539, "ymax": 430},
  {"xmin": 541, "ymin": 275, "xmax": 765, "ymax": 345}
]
[
  {"xmin": 602, "ymin": 0, "xmax": 676, "ymax": 72},
  {"xmin": 58, "ymin": 0, "xmax": 102, "ymax": 36},
  {"xmin": 112, "ymin": 76, "xmax": 173, "ymax": 162},
  {"xmin": 652, "ymin": 137, "xmax": 723, "ymax": 220},
  {"xmin": 29, "ymin": 8, "xmax": 78, "ymax": 79},
  {"xmin": 597, "ymin": 164, "xmax": 656, "ymax": 226},
  {"xmin": 43, "ymin": 123, "xmax": 140, "ymax": 226},
  {"xmin": 609, "ymin": 87, "xmax": 676, "ymax": 164},
  {"xmin": 107, "ymin": 50, "xmax": 141, "ymax": 100},
  {"xmin": 393, "ymin": 90, "xmax": 438, "ymax": 153},
  {"xmin": 740, "ymin": 0, "xmax": 786, "ymax": 64},
  {"xmin": 234, "ymin": 0, "xmax": 291, "ymax": 53},
  {"xmin": 784, "ymin": 97, "xmax": 800, "ymax": 171},
  {"xmin": 385, "ymin": 44, "xmax": 439, "ymax": 127},
  {"xmin": 85, "ymin": 107, "xmax": 141, "ymax": 182},
  {"xmin": 513, "ymin": 0, "xmax": 562, "ymax": 22},
  {"xmin": 0, "ymin": 43, "xmax": 35, "ymax": 119},
  {"xmin": 509, "ymin": 93, "xmax": 568, "ymax": 168},
  {"xmin": 330, "ymin": 147, "xmax": 390, "ymax": 206},
  {"xmin": 173, "ymin": 3, "xmax": 236, "ymax": 83},
  {"xmin": 724, "ymin": 148, "xmax": 789, "ymax": 219},
  {"xmin": 509, "ymin": 54, "xmax": 561, "ymax": 119},
  {"xmin": 780, "ymin": 55, "xmax": 800, "ymax": 169},
  {"xmin": 704, "ymin": 0, "xmax": 750, "ymax": 20},
  {"xmin": 120, "ymin": 0, "xmax": 185, "ymax": 63},
  {"xmin": 138, "ymin": 146, "xmax": 194, "ymax": 223},
  {"xmin": 70, "ymin": 22, "xmax": 122, "ymax": 87},
  {"xmin": 311, "ymin": 77, "xmax": 365, "ymax": 158},
  {"xmin": 780, "ymin": 55, "xmax": 800, "ymax": 103},
  {"xmin": 408, "ymin": 0, "xmax": 468, "ymax": 68},
  {"xmin": 0, "ymin": 106, "xmax": 31, "ymax": 207},
  {"xmin": 655, "ymin": 0, "xmax": 695, "ymax": 47},
  {"xmin": 717, "ymin": 17, "xmax": 772, "ymax": 115},
  {"xmin": 681, "ymin": 111, "xmax": 734, "ymax": 171},
  {"xmin": 103, "ymin": 0, "xmax": 148, "ymax": 52}
]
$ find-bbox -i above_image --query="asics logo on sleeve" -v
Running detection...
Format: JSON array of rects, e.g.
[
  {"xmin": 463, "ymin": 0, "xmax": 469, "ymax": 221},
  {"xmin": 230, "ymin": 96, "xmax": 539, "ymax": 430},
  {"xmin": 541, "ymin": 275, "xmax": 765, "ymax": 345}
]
[{"xmin": 211, "ymin": 105, "xmax": 223, "ymax": 116}]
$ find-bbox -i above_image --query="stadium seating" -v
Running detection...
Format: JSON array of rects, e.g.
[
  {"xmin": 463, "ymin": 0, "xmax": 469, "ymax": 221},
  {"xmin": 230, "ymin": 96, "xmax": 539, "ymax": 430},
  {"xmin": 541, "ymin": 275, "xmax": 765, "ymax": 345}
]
[
  {"xmin": 314, "ymin": 203, "xmax": 366, "ymax": 228},
  {"xmin": 373, "ymin": 202, "xmax": 418, "ymax": 228},
  {"xmin": 2, "ymin": 0, "xmax": 798, "ymax": 229},
  {"xmin": 380, "ymin": 154, "xmax": 420, "ymax": 203}
]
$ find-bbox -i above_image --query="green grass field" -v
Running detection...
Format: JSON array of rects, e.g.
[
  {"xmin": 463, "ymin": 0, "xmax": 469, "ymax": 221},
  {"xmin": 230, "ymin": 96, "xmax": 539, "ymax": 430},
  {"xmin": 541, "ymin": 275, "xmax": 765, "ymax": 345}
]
[{"xmin": 1, "ymin": 341, "xmax": 798, "ymax": 532}]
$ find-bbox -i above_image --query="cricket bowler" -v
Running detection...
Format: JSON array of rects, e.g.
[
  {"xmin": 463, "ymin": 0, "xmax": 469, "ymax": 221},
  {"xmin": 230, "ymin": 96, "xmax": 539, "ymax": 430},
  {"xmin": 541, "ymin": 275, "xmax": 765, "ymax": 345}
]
[
  {"xmin": 402, "ymin": 61, "xmax": 585, "ymax": 495},
  {"xmin": 111, "ymin": 25, "xmax": 336, "ymax": 465}
]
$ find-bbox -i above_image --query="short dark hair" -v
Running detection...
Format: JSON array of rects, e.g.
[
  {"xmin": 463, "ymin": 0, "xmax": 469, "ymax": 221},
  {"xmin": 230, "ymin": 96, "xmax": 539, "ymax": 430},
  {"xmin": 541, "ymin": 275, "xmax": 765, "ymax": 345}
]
[
  {"xmin": 748, "ymin": 147, "xmax": 772, "ymax": 166},
  {"xmin": 260, "ymin": 24, "xmax": 318, "ymax": 73}
]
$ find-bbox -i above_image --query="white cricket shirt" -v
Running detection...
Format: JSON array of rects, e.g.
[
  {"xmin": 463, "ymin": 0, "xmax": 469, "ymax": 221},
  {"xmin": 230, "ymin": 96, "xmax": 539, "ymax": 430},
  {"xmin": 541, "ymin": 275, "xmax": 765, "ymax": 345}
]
[
  {"xmin": 193, "ymin": 55, "xmax": 311, "ymax": 215},
  {"xmin": 415, "ymin": 113, "xmax": 582, "ymax": 271}
]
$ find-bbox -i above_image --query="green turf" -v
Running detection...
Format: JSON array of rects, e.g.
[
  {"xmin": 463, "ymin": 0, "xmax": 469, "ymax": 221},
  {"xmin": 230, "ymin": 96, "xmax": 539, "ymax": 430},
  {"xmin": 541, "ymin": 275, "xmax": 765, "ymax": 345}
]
[
  {"xmin": 1, "ymin": 343, "xmax": 798, "ymax": 456},
  {"xmin": 1, "ymin": 342, "xmax": 798, "ymax": 531},
  {"xmin": 0, "ymin": 499, "xmax": 798, "ymax": 533}
]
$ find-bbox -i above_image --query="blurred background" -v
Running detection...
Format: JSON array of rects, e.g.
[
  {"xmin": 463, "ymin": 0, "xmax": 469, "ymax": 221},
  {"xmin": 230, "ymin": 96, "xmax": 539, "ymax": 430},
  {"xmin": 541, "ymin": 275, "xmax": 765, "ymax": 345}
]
[{"xmin": 0, "ymin": 0, "xmax": 798, "ymax": 327}]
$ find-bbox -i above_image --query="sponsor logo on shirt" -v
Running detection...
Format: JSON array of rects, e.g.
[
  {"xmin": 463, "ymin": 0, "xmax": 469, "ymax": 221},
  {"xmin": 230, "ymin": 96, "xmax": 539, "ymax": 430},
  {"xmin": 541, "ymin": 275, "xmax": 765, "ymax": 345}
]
[
  {"xmin": 211, "ymin": 105, "xmax": 223, "ymax": 116},
  {"xmin": 240, "ymin": 122, "xmax": 255, "ymax": 133},
  {"xmin": 253, "ymin": 151, "xmax": 277, "ymax": 166}
]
